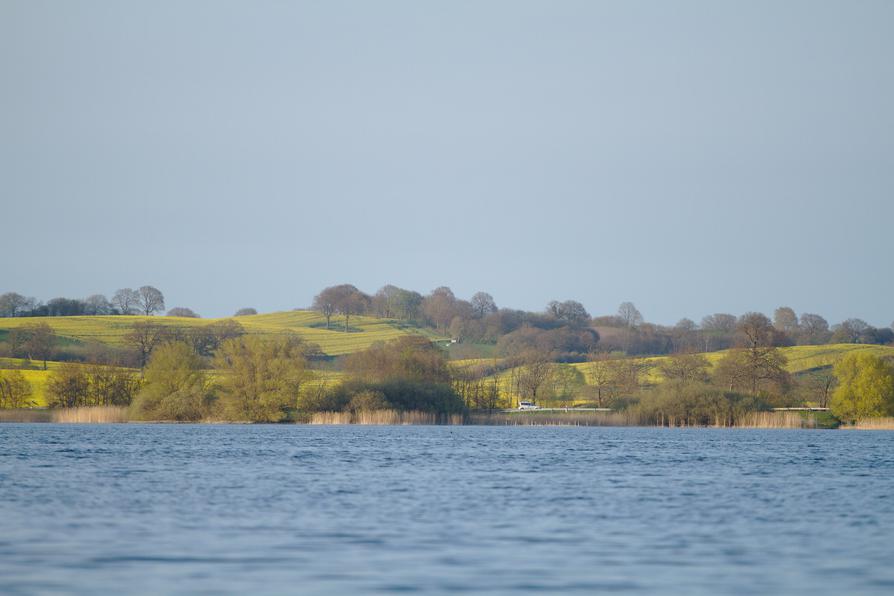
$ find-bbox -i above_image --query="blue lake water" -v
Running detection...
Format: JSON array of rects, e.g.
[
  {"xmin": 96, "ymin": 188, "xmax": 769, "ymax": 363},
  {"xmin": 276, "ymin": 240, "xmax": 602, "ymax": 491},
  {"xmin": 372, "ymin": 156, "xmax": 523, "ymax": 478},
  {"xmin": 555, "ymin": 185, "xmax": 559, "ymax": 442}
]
[{"xmin": 1, "ymin": 425, "xmax": 893, "ymax": 595}]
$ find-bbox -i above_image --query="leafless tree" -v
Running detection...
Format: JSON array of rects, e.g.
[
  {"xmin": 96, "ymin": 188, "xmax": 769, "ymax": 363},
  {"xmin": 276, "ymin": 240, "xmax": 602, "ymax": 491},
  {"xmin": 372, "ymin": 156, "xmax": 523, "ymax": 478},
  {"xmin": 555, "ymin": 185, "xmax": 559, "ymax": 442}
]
[
  {"xmin": 137, "ymin": 286, "xmax": 165, "ymax": 316},
  {"xmin": 21, "ymin": 322, "xmax": 55, "ymax": 370},
  {"xmin": 471, "ymin": 292, "xmax": 498, "ymax": 318},
  {"xmin": 113, "ymin": 288, "xmax": 140, "ymax": 315},
  {"xmin": 125, "ymin": 320, "xmax": 169, "ymax": 373}
]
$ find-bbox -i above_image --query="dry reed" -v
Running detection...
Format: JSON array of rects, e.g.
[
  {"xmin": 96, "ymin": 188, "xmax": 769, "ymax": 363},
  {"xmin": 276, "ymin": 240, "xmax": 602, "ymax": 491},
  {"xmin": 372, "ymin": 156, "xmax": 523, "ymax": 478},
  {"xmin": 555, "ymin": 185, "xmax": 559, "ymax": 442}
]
[
  {"xmin": 309, "ymin": 409, "xmax": 463, "ymax": 425},
  {"xmin": 734, "ymin": 411, "xmax": 814, "ymax": 429},
  {"xmin": 846, "ymin": 417, "xmax": 894, "ymax": 430},
  {"xmin": 50, "ymin": 406, "xmax": 130, "ymax": 424},
  {"xmin": 468, "ymin": 411, "xmax": 641, "ymax": 426}
]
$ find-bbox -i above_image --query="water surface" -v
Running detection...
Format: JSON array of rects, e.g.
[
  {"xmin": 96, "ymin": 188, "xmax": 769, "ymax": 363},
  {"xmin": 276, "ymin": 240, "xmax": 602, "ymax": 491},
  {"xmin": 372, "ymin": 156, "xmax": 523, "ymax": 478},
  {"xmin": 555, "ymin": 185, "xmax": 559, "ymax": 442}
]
[{"xmin": 1, "ymin": 425, "xmax": 892, "ymax": 594}]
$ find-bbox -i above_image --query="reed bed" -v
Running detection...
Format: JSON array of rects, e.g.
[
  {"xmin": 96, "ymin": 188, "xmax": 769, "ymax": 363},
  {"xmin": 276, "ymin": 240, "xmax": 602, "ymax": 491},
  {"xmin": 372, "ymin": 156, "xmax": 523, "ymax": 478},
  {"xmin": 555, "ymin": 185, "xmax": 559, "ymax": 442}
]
[
  {"xmin": 309, "ymin": 409, "xmax": 463, "ymax": 425},
  {"xmin": 0, "ymin": 409, "xmax": 53, "ymax": 423},
  {"xmin": 468, "ymin": 411, "xmax": 641, "ymax": 426},
  {"xmin": 50, "ymin": 406, "xmax": 130, "ymax": 423},
  {"xmin": 734, "ymin": 411, "xmax": 815, "ymax": 429},
  {"xmin": 846, "ymin": 417, "xmax": 894, "ymax": 430}
]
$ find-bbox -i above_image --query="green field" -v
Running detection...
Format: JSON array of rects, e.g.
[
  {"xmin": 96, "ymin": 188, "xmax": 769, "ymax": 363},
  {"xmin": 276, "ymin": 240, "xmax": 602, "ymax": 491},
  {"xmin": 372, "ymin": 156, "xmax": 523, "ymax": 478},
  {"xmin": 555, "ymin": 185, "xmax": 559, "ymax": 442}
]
[{"xmin": 0, "ymin": 310, "xmax": 447, "ymax": 356}]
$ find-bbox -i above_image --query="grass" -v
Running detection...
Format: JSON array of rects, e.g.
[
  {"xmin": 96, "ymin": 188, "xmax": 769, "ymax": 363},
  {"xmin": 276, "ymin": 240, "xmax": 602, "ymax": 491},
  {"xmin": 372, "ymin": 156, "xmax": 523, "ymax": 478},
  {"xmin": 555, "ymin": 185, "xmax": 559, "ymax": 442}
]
[{"xmin": 0, "ymin": 311, "xmax": 447, "ymax": 356}]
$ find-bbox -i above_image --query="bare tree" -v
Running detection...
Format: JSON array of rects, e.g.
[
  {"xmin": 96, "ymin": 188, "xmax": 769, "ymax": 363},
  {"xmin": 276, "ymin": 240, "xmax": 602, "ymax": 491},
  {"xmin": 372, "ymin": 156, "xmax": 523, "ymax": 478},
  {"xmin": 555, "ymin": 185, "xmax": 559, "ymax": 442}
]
[
  {"xmin": 516, "ymin": 351, "xmax": 555, "ymax": 405},
  {"xmin": 137, "ymin": 286, "xmax": 165, "ymax": 316},
  {"xmin": 471, "ymin": 292, "xmax": 498, "ymax": 318},
  {"xmin": 84, "ymin": 294, "xmax": 112, "ymax": 315},
  {"xmin": 618, "ymin": 302, "xmax": 643, "ymax": 328},
  {"xmin": 112, "ymin": 288, "xmax": 140, "ymax": 315},
  {"xmin": 799, "ymin": 313, "xmax": 831, "ymax": 345},
  {"xmin": 312, "ymin": 286, "xmax": 340, "ymax": 329},
  {"xmin": 658, "ymin": 352, "xmax": 710, "ymax": 383},
  {"xmin": 773, "ymin": 307, "xmax": 799, "ymax": 337},
  {"xmin": 21, "ymin": 322, "xmax": 55, "ymax": 370},
  {"xmin": 0, "ymin": 292, "xmax": 35, "ymax": 317},
  {"xmin": 125, "ymin": 320, "xmax": 169, "ymax": 373}
]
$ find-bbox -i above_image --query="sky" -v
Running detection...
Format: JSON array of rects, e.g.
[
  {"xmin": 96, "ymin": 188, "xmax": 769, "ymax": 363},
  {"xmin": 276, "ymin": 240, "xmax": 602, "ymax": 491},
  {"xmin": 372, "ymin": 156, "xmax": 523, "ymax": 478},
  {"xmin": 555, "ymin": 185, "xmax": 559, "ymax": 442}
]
[{"xmin": 1, "ymin": 0, "xmax": 892, "ymax": 326}]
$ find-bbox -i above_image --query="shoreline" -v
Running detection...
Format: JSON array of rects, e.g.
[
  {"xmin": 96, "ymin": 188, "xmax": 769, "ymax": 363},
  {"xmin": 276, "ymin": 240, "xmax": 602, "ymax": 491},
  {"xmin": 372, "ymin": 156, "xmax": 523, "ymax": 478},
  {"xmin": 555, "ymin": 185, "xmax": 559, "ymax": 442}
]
[{"xmin": 2, "ymin": 407, "xmax": 893, "ymax": 430}]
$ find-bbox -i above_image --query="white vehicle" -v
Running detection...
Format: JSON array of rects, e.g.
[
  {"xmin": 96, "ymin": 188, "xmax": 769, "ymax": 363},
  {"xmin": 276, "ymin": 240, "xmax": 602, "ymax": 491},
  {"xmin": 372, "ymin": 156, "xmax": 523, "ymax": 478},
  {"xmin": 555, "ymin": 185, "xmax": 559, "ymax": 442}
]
[{"xmin": 518, "ymin": 401, "xmax": 540, "ymax": 410}]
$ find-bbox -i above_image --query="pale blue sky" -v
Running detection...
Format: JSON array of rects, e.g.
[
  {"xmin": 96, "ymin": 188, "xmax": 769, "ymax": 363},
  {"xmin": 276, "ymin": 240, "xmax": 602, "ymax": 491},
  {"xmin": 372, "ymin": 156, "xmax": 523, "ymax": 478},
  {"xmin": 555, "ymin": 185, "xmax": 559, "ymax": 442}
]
[{"xmin": 1, "ymin": 1, "xmax": 892, "ymax": 325}]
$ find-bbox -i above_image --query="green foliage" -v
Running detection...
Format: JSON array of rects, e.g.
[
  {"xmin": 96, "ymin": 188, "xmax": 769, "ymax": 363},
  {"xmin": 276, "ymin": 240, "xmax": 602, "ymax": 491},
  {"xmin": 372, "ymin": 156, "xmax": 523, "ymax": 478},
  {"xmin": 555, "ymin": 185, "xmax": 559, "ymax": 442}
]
[
  {"xmin": 304, "ymin": 379, "xmax": 464, "ymax": 415},
  {"xmin": 0, "ymin": 370, "xmax": 34, "ymax": 408},
  {"xmin": 214, "ymin": 336, "xmax": 311, "ymax": 422},
  {"xmin": 635, "ymin": 381, "xmax": 769, "ymax": 426},
  {"xmin": 345, "ymin": 336, "xmax": 451, "ymax": 384},
  {"xmin": 130, "ymin": 342, "xmax": 209, "ymax": 421},
  {"xmin": 47, "ymin": 364, "xmax": 140, "ymax": 408},
  {"xmin": 830, "ymin": 353, "xmax": 894, "ymax": 421}
]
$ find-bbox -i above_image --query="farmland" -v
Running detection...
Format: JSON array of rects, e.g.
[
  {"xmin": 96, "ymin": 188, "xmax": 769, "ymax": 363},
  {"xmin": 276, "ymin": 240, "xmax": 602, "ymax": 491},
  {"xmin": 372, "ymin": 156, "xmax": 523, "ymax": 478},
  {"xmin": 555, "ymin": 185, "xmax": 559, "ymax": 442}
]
[{"xmin": 0, "ymin": 310, "xmax": 447, "ymax": 356}]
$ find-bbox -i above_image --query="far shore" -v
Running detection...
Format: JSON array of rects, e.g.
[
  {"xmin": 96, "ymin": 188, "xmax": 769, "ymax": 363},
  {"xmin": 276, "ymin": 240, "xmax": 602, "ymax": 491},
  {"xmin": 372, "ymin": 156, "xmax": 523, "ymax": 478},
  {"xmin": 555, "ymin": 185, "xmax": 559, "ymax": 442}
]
[{"xmin": 2, "ymin": 407, "xmax": 893, "ymax": 430}]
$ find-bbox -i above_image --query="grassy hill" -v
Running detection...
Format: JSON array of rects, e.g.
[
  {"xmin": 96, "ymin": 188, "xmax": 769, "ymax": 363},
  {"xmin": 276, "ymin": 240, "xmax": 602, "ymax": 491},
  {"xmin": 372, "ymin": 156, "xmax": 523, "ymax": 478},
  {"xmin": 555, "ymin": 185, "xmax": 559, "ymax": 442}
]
[{"xmin": 0, "ymin": 310, "xmax": 447, "ymax": 357}]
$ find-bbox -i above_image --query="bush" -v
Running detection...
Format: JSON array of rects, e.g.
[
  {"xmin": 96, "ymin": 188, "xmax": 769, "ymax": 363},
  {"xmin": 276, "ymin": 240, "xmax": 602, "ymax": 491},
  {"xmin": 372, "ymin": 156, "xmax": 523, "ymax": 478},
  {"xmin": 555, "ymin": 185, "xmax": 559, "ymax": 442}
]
[{"xmin": 130, "ymin": 342, "xmax": 210, "ymax": 421}]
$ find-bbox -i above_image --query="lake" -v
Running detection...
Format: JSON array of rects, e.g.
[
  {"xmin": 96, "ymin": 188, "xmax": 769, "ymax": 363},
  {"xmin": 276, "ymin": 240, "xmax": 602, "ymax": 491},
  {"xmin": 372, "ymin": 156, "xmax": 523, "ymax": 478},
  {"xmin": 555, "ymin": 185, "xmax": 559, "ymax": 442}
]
[{"xmin": 1, "ymin": 425, "xmax": 893, "ymax": 594}]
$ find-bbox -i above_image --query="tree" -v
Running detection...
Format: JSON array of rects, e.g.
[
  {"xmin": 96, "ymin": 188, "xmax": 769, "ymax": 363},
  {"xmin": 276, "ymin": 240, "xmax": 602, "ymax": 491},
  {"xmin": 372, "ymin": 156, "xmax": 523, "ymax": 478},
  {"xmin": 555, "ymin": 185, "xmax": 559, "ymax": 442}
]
[
  {"xmin": 130, "ymin": 342, "xmax": 209, "ymax": 421},
  {"xmin": 700, "ymin": 313, "xmax": 737, "ymax": 351},
  {"xmin": 84, "ymin": 365, "xmax": 141, "ymax": 406},
  {"xmin": 714, "ymin": 348, "xmax": 790, "ymax": 397},
  {"xmin": 336, "ymin": 286, "xmax": 370, "ymax": 332},
  {"xmin": 617, "ymin": 302, "xmax": 643, "ymax": 329},
  {"xmin": 312, "ymin": 287, "xmax": 338, "ymax": 329},
  {"xmin": 799, "ymin": 313, "xmax": 830, "ymax": 345},
  {"xmin": 423, "ymin": 287, "xmax": 459, "ymax": 332},
  {"xmin": 84, "ymin": 294, "xmax": 112, "ymax": 315},
  {"xmin": 830, "ymin": 353, "xmax": 894, "ymax": 422},
  {"xmin": 21, "ymin": 322, "xmax": 55, "ymax": 370},
  {"xmin": 737, "ymin": 312, "xmax": 783, "ymax": 348},
  {"xmin": 214, "ymin": 336, "xmax": 312, "ymax": 422},
  {"xmin": 112, "ymin": 288, "xmax": 140, "ymax": 315},
  {"xmin": 547, "ymin": 300, "xmax": 590, "ymax": 327},
  {"xmin": 516, "ymin": 351, "xmax": 555, "ymax": 405},
  {"xmin": 313, "ymin": 285, "xmax": 369, "ymax": 330},
  {"xmin": 470, "ymin": 292, "xmax": 497, "ymax": 318},
  {"xmin": 0, "ymin": 370, "xmax": 34, "ymax": 408},
  {"xmin": 831, "ymin": 318, "xmax": 870, "ymax": 343},
  {"xmin": 184, "ymin": 319, "xmax": 245, "ymax": 357},
  {"xmin": 166, "ymin": 307, "xmax": 200, "ymax": 318},
  {"xmin": 46, "ymin": 364, "xmax": 90, "ymax": 408},
  {"xmin": 658, "ymin": 352, "xmax": 711, "ymax": 384},
  {"xmin": 345, "ymin": 336, "xmax": 451, "ymax": 384},
  {"xmin": 234, "ymin": 307, "xmax": 257, "ymax": 316},
  {"xmin": 0, "ymin": 292, "xmax": 35, "ymax": 317},
  {"xmin": 137, "ymin": 286, "xmax": 165, "ymax": 316},
  {"xmin": 125, "ymin": 320, "xmax": 169, "ymax": 372},
  {"xmin": 773, "ymin": 307, "xmax": 799, "ymax": 337}
]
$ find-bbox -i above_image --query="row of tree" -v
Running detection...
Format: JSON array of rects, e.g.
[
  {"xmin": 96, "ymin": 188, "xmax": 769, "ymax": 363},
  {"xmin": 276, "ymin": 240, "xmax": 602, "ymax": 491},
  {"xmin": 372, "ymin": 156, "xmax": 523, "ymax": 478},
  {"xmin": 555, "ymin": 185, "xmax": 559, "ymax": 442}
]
[{"xmin": 311, "ymin": 284, "xmax": 894, "ymax": 356}]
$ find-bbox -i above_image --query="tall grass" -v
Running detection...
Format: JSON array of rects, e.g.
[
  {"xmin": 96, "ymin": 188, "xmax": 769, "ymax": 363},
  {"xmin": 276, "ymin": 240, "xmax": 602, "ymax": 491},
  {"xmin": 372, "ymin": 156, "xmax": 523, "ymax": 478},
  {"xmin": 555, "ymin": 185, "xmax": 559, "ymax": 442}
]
[
  {"xmin": 734, "ymin": 411, "xmax": 815, "ymax": 429},
  {"xmin": 51, "ymin": 406, "xmax": 129, "ymax": 423},
  {"xmin": 0, "ymin": 406, "xmax": 129, "ymax": 423},
  {"xmin": 468, "ymin": 411, "xmax": 643, "ymax": 426},
  {"xmin": 309, "ymin": 409, "xmax": 463, "ymax": 425},
  {"xmin": 847, "ymin": 417, "xmax": 894, "ymax": 430}
]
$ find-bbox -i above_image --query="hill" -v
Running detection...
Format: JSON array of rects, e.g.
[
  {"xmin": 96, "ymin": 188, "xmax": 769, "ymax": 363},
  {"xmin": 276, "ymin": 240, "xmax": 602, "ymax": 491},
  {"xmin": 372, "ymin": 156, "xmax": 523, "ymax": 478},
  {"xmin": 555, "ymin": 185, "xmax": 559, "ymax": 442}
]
[{"xmin": 0, "ymin": 310, "xmax": 447, "ymax": 357}]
